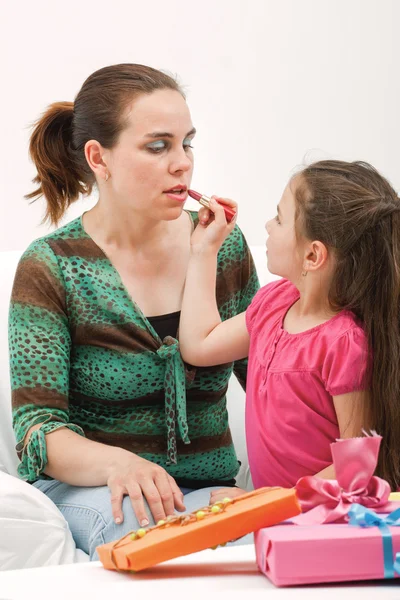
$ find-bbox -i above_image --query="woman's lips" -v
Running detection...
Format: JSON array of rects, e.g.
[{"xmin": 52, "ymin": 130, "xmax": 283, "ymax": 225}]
[{"xmin": 164, "ymin": 189, "xmax": 188, "ymax": 202}]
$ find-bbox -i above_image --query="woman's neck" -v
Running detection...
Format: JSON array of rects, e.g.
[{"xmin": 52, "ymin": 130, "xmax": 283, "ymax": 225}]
[{"xmin": 83, "ymin": 200, "xmax": 186, "ymax": 256}]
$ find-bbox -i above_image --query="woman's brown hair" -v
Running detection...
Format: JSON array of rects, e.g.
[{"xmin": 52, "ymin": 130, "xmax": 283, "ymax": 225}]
[
  {"xmin": 295, "ymin": 160, "xmax": 400, "ymax": 489},
  {"xmin": 26, "ymin": 64, "xmax": 184, "ymax": 225}
]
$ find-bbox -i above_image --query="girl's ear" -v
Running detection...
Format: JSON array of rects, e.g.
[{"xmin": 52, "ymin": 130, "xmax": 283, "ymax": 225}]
[{"xmin": 303, "ymin": 240, "xmax": 329, "ymax": 273}]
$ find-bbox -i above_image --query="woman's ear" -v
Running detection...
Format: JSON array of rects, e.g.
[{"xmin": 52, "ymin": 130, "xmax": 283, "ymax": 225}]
[{"xmin": 84, "ymin": 140, "xmax": 109, "ymax": 181}]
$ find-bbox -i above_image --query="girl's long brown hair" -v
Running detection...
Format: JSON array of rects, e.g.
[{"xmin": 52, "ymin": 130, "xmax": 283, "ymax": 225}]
[
  {"xmin": 296, "ymin": 160, "xmax": 400, "ymax": 489},
  {"xmin": 26, "ymin": 64, "xmax": 184, "ymax": 225}
]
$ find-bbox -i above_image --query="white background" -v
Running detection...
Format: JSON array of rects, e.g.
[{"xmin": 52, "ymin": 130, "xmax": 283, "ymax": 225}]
[{"xmin": 1, "ymin": 0, "xmax": 399, "ymax": 252}]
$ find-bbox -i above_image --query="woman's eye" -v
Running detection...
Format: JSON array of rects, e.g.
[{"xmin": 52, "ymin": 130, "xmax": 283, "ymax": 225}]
[
  {"xmin": 275, "ymin": 215, "xmax": 281, "ymax": 224},
  {"xmin": 183, "ymin": 138, "xmax": 194, "ymax": 151},
  {"xmin": 147, "ymin": 141, "xmax": 167, "ymax": 153}
]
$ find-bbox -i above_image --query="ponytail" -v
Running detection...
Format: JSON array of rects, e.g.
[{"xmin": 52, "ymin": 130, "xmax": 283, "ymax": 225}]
[{"xmin": 26, "ymin": 102, "xmax": 92, "ymax": 225}]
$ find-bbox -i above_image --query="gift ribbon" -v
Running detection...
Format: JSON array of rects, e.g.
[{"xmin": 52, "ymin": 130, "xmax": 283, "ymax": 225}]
[
  {"xmin": 348, "ymin": 504, "xmax": 400, "ymax": 578},
  {"xmin": 293, "ymin": 434, "xmax": 392, "ymax": 525}
]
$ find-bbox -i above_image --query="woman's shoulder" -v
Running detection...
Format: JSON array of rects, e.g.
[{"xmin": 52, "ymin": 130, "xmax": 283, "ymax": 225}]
[
  {"xmin": 21, "ymin": 217, "xmax": 102, "ymax": 267},
  {"xmin": 16, "ymin": 217, "xmax": 89, "ymax": 283},
  {"xmin": 22, "ymin": 217, "xmax": 84, "ymax": 254}
]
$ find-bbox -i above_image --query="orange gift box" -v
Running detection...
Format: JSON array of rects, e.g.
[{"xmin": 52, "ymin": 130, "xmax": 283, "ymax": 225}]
[{"xmin": 97, "ymin": 487, "xmax": 300, "ymax": 572}]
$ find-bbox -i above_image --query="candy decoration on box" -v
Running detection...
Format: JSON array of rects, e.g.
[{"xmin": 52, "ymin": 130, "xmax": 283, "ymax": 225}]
[
  {"xmin": 293, "ymin": 432, "xmax": 392, "ymax": 525},
  {"xmin": 123, "ymin": 496, "xmax": 235, "ymax": 548}
]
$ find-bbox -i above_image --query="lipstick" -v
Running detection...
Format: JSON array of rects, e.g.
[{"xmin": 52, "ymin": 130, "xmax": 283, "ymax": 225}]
[{"xmin": 188, "ymin": 190, "xmax": 236, "ymax": 222}]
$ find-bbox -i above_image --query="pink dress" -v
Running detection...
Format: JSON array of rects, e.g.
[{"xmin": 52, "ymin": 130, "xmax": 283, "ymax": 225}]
[{"xmin": 245, "ymin": 279, "xmax": 368, "ymax": 489}]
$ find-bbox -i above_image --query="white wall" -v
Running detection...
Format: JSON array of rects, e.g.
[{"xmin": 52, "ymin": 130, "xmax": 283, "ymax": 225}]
[{"xmin": 1, "ymin": 0, "xmax": 399, "ymax": 252}]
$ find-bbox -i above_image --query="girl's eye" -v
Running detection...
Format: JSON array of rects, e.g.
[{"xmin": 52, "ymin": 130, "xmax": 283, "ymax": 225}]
[
  {"xmin": 147, "ymin": 141, "xmax": 167, "ymax": 153},
  {"xmin": 275, "ymin": 215, "xmax": 281, "ymax": 224}
]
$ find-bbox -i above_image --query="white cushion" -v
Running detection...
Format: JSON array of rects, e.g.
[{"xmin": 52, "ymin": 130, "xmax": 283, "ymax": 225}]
[
  {"xmin": 0, "ymin": 470, "xmax": 89, "ymax": 570},
  {"xmin": 0, "ymin": 251, "xmax": 22, "ymax": 476}
]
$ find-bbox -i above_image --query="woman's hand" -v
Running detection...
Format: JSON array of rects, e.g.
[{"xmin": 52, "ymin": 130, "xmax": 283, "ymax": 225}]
[
  {"xmin": 107, "ymin": 453, "xmax": 185, "ymax": 527},
  {"xmin": 209, "ymin": 486, "xmax": 247, "ymax": 504},
  {"xmin": 191, "ymin": 196, "xmax": 238, "ymax": 255}
]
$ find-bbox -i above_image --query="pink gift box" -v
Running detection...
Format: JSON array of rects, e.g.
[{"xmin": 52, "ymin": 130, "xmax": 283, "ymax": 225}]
[{"xmin": 254, "ymin": 521, "xmax": 400, "ymax": 586}]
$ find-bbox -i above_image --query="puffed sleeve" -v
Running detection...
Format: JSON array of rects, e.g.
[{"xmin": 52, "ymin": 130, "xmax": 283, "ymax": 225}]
[{"xmin": 322, "ymin": 327, "xmax": 370, "ymax": 396}]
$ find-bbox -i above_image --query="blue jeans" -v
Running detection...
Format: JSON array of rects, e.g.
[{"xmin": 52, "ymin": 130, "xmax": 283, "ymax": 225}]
[{"xmin": 34, "ymin": 480, "xmax": 253, "ymax": 560}]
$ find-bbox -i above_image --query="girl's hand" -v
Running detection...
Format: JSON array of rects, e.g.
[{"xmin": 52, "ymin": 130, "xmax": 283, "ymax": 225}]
[
  {"xmin": 191, "ymin": 196, "xmax": 237, "ymax": 255},
  {"xmin": 107, "ymin": 453, "xmax": 185, "ymax": 526},
  {"xmin": 209, "ymin": 486, "xmax": 247, "ymax": 504}
]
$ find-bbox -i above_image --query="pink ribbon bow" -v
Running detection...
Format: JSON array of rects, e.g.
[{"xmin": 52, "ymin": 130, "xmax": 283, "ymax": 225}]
[{"xmin": 292, "ymin": 433, "xmax": 393, "ymax": 525}]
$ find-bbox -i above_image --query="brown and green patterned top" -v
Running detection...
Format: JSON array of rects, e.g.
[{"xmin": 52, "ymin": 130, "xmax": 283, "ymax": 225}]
[{"xmin": 9, "ymin": 212, "xmax": 259, "ymax": 484}]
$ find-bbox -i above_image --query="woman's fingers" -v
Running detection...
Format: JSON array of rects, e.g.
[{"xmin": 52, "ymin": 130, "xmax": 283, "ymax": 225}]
[
  {"xmin": 153, "ymin": 472, "xmax": 177, "ymax": 518},
  {"xmin": 139, "ymin": 478, "xmax": 172, "ymax": 524},
  {"xmin": 107, "ymin": 456, "xmax": 183, "ymax": 527},
  {"xmin": 125, "ymin": 480, "xmax": 151, "ymax": 527},
  {"xmin": 168, "ymin": 474, "xmax": 186, "ymax": 512},
  {"xmin": 109, "ymin": 484, "xmax": 125, "ymax": 524}
]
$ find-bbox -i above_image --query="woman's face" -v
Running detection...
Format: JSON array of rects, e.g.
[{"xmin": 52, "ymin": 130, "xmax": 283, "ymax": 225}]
[{"xmin": 105, "ymin": 89, "xmax": 195, "ymax": 220}]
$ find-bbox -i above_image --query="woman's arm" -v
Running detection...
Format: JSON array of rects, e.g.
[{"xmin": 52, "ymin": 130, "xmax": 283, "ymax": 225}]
[
  {"xmin": 10, "ymin": 241, "xmax": 184, "ymax": 526},
  {"xmin": 180, "ymin": 198, "xmax": 250, "ymax": 366},
  {"xmin": 25, "ymin": 424, "xmax": 128, "ymax": 485}
]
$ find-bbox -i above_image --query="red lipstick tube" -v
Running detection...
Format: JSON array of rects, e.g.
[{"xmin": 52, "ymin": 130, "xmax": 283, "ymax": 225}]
[{"xmin": 188, "ymin": 190, "xmax": 236, "ymax": 222}]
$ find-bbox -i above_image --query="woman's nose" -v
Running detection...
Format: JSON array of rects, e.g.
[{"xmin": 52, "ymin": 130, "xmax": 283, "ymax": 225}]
[
  {"xmin": 170, "ymin": 150, "xmax": 193, "ymax": 173},
  {"xmin": 265, "ymin": 219, "xmax": 272, "ymax": 234}
]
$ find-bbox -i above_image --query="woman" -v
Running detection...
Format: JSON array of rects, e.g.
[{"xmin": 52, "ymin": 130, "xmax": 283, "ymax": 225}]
[{"xmin": 9, "ymin": 64, "xmax": 259, "ymax": 559}]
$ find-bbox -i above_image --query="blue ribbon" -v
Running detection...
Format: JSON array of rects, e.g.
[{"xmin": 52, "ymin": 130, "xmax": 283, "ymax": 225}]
[{"xmin": 348, "ymin": 504, "xmax": 400, "ymax": 578}]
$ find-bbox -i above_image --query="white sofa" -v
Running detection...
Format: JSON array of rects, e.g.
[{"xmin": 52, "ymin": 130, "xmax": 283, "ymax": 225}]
[{"xmin": 0, "ymin": 244, "xmax": 273, "ymax": 570}]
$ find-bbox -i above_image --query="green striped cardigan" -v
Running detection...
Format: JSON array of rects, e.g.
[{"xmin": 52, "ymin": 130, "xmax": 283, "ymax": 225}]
[{"xmin": 9, "ymin": 211, "xmax": 259, "ymax": 484}]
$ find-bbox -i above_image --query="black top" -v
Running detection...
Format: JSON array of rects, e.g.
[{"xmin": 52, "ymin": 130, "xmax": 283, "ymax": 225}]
[{"xmin": 147, "ymin": 310, "xmax": 181, "ymax": 341}]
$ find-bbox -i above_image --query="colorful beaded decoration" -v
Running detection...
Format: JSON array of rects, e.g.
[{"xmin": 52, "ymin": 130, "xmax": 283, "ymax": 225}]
[{"xmin": 129, "ymin": 497, "xmax": 233, "ymax": 542}]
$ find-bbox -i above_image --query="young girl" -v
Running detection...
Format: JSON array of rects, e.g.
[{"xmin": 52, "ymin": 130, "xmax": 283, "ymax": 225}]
[{"xmin": 180, "ymin": 160, "xmax": 400, "ymax": 497}]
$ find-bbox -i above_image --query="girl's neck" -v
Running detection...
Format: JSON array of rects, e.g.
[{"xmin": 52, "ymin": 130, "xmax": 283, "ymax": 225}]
[{"xmin": 283, "ymin": 276, "xmax": 339, "ymax": 334}]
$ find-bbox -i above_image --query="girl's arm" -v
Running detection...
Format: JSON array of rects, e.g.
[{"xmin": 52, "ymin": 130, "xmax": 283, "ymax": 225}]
[
  {"xmin": 180, "ymin": 198, "xmax": 250, "ymax": 367},
  {"xmin": 315, "ymin": 390, "xmax": 367, "ymax": 479}
]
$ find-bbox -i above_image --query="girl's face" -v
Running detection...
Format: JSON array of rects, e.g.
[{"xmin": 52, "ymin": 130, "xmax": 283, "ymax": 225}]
[
  {"xmin": 104, "ymin": 89, "xmax": 195, "ymax": 220},
  {"xmin": 265, "ymin": 177, "xmax": 305, "ymax": 281}
]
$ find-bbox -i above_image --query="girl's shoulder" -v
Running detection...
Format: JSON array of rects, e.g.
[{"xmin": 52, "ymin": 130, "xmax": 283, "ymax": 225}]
[
  {"xmin": 246, "ymin": 279, "xmax": 296, "ymax": 332},
  {"xmin": 250, "ymin": 278, "xmax": 297, "ymax": 309}
]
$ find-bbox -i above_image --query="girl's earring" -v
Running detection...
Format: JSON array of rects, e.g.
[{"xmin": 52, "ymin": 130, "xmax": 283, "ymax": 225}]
[
  {"xmin": 105, "ymin": 172, "xmax": 109, "ymax": 182},
  {"xmin": 301, "ymin": 270, "xmax": 308, "ymax": 277}
]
